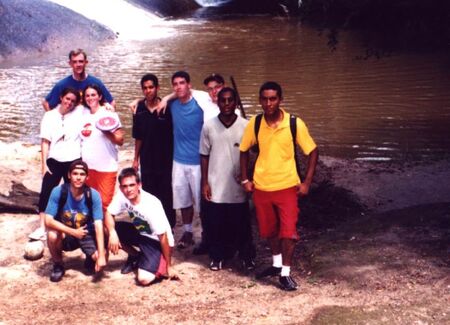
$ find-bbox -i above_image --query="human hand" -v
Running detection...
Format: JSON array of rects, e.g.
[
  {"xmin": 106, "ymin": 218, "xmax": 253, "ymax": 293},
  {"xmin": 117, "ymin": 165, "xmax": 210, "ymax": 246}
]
[
  {"xmin": 155, "ymin": 98, "xmax": 168, "ymax": 114},
  {"xmin": 108, "ymin": 230, "xmax": 122, "ymax": 255},
  {"xmin": 104, "ymin": 102, "xmax": 115, "ymax": 112},
  {"xmin": 297, "ymin": 183, "xmax": 310, "ymax": 197},
  {"xmin": 132, "ymin": 159, "xmax": 139, "ymax": 171},
  {"xmin": 72, "ymin": 225, "xmax": 88, "ymax": 239},
  {"xmin": 202, "ymin": 183, "xmax": 212, "ymax": 201},
  {"xmin": 242, "ymin": 181, "xmax": 254, "ymax": 193},
  {"xmin": 95, "ymin": 253, "xmax": 107, "ymax": 272},
  {"xmin": 129, "ymin": 99, "xmax": 139, "ymax": 114}
]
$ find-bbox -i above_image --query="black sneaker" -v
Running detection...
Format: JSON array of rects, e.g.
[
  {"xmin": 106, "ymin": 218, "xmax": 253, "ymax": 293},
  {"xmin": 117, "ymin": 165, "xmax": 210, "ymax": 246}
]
[
  {"xmin": 242, "ymin": 258, "xmax": 256, "ymax": 271},
  {"xmin": 209, "ymin": 260, "xmax": 223, "ymax": 271},
  {"xmin": 121, "ymin": 255, "xmax": 139, "ymax": 274},
  {"xmin": 192, "ymin": 242, "xmax": 208, "ymax": 255},
  {"xmin": 279, "ymin": 275, "xmax": 298, "ymax": 291},
  {"xmin": 50, "ymin": 263, "xmax": 65, "ymax": 282},
  {"xmin": 256, "ymin": 266, "xmax": 281, "ymax": 279},
  {"xmin": 84, "ymin": 255, "xmax": 95, "ymax": 275}
]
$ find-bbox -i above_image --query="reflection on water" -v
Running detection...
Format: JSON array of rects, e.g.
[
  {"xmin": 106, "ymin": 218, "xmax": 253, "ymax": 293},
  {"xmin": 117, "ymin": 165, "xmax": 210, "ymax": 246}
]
[{"xmin": 0, "ymin": 17, "xmax": 449, "ymax": 162}]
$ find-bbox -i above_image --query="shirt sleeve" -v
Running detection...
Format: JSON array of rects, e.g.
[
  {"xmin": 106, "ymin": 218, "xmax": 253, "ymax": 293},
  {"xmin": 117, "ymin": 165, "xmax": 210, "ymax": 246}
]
[
  {"xmin": 296, "ymin": 118, "xmax": 317, "ymax": 155},
  {"xmin": 148, "ymin": 198, "xmax": 168, "ymax": 236},
  {"xmin": 91, "ymin": 190, "xmax": 104, "ymax": 221},
  {"xmin": 199, "ymin": 123, "xmax": 211, "ymax": 156},
  {"xmin": 98, "ymin": 82, "xmax": 114, "ymax": 103},
  {"xmin": 107, "ymin": 192, "xmax": 124, "ymax": 216},
  {"xmin": 40, "ymin": 111, "xmax": 52, "ymax": 141},
  {"xmin": 45, "ymin": 83, "xmax": 63, "ymax": 109},
  {"xmin": 239, "ymin": 116, "xmax": 257, "ymax": 152},
  {"xmin": 45, "ymin": 186, "xmax": 62, "ymax": 217}
]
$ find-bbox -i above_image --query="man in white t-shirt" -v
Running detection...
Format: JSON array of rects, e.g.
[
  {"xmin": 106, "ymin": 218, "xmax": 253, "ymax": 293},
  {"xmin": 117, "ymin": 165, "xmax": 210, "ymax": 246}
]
[
  {"xmin": 200, "ymin": 87, "xmax": 256, "ymax": 271},
  {"xmin": 105, "ymin": 168, "xmax": 177, "ymax": 285}
]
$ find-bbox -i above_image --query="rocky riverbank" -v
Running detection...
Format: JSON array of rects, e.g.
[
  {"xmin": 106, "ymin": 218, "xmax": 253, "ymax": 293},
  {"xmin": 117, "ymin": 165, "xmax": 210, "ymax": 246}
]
[{"xmin": 0, "ymin": 141, "xmax": 448, "ymax": 324}]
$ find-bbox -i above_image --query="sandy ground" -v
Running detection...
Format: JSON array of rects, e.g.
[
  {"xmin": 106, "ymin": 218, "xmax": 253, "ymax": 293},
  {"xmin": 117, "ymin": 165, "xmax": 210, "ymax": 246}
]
[{"xmin": 0, "ymin": 142, "xmax": 448, "ymax": 325}]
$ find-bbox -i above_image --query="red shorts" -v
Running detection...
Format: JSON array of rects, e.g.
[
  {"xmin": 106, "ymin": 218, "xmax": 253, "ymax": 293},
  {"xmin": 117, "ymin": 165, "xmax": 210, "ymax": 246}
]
[
  {"xmin": 86, "ymin": 169, "xmax": 117, "ymax": 213},
  {"xmin": 253, "ymin": 186, "xmax": 299, "ymax": 240}
]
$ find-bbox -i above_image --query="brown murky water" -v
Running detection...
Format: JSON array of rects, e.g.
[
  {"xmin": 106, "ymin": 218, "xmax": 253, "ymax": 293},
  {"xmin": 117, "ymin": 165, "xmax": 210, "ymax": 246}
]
[{"xmin": 1, "ymin": 17, "xmax": 449, "ymax": 161}]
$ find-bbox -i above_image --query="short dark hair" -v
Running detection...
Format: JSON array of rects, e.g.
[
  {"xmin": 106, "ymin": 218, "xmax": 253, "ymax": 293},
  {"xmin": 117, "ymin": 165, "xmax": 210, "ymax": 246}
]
[
  {"xmin": 203, "ymin": 73, "xmax": 224, "ymax": 86},
  {"xmin": 69, "ymin": 159, "xmax": 89, "ymax": 175},
  {"xmin": 217, "ymin": 87, "xmax": 237, "ymax": 102},
  {"xmin": 118, "ymin": 168, "xmax": 141, "ymax": 185},
  {"xmin": 259, "ymin": 81, "xmax": 283, "ymax": 98},
  {"xmin": 82, "ymin": 84, "xmax": 106, "ymax": 107},
  {"xmin": 60, "ymin": 87, "xmax": 81, "ymax": 104},
  {"xmin": 140, "ymin": 73, "xmax": 159, "ymax": 88},
  {"xmin": 171, "ymin": 71, "xmax": 190, "ymax": 84},
  {"xmin": 68, "ymin": 49, "xmax": 87, "ymax": 60}
]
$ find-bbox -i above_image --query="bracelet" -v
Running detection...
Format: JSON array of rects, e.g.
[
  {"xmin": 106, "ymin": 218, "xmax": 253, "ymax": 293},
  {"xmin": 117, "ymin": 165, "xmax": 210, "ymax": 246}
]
[{"xmin": 241, "ymin": 179, "xmax": 250, "ymax": 185}]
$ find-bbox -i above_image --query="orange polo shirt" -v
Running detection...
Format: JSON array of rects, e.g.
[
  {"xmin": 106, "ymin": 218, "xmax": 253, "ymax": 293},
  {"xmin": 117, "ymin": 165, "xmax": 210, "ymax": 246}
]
[{"xmin": 239, "ymin": 109, "xmax": 316, "ymax": 191}]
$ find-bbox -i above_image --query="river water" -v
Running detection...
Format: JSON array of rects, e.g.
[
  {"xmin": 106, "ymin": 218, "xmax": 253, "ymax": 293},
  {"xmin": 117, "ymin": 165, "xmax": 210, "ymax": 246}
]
[{"xmin": 0, "ymin": 15, "xmax": 449, "ymax": 162}]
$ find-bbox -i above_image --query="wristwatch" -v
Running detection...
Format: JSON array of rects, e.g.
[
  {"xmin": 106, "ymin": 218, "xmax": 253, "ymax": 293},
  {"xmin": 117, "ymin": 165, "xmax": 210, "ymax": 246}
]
[{"xmin": 241, "ymin": 179, "xmax": 249, "ymax": 185}]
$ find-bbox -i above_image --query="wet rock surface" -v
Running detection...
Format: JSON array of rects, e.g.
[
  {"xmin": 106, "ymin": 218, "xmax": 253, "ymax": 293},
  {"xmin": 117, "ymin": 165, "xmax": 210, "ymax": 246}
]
[{"xmin": 0, "ymin": 0, "xmax": 115, "ymax": 62}]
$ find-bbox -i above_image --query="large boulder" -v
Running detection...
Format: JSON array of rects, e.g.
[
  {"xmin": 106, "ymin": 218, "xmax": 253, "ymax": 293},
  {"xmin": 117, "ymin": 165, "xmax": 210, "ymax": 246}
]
[{"xmin": 0, "ymin": 0, "xmax": 115, "ymax": 63}]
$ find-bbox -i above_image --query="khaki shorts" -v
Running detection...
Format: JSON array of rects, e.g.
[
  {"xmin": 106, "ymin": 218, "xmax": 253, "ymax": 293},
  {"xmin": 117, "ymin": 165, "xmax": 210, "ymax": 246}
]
[{"xmin": 172, "ymin": 160, "xmax": 201, "ymax": 213}]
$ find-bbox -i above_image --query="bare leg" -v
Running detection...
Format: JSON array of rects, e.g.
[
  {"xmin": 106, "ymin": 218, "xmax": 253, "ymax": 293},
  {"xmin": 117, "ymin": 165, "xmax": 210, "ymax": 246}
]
[
  {"xmin": 47, "ymin": 230, "xmax": 63, "ymax": 263},
  {"xmin": 181, "ymin": 206, "xmax": 194, "ymax": 225}
]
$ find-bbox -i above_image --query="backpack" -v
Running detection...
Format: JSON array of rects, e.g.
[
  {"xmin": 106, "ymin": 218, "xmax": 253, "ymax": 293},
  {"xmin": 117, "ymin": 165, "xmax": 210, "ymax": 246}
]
[
  {"xmin": 253, "ymin": 113, "xmax": 301, "ymax": 177},
  {"xmin": 55, "ymin": 183, "xmax": 94, "ymax": 223}
]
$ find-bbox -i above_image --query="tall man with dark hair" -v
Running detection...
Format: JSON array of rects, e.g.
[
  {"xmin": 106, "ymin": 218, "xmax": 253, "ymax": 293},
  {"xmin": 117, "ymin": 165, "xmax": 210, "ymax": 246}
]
[
  {"xmin": 132, "ymin": 73, "xmax": 175, "ymax": 229},
  {"xmin": 105, "ymin": 168, "xmax": 176, "ymax": 285},
  {"xmin": 42, "ymin": 49, "xmax": 115, "ymax": 111},
  {"xmin": 45, "ymin": 160, "xmax": 106, "ymax": 282},
  {"xmin": 200, "ymin": 87, "xmax": 256, "ymax": 271},
  {"xmin": 169, "ymin": 71, "xmax": 204, "ymax": 248},
  {"xmin": 239, "ymin": 81, "xmax": 318, "ymax": 291}
]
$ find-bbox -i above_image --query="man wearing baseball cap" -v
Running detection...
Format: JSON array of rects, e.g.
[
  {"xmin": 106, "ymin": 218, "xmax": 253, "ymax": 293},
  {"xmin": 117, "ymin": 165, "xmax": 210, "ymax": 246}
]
[{"xmin": 45, "ymin": 159, "xmax": 106, "ymax": 282}]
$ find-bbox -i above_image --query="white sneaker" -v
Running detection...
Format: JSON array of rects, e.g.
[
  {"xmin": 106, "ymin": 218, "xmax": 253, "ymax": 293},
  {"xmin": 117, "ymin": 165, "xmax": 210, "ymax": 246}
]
[{"xmin": 29, "ymin": 227, "xmax": 46, "ymax": 241}]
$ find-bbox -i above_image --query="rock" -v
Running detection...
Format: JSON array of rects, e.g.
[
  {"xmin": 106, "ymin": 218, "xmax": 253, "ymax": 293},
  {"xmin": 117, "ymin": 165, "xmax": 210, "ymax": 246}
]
[{"xmin": 0, "ymin": 0, "xmax": 115, "ymax": 63}]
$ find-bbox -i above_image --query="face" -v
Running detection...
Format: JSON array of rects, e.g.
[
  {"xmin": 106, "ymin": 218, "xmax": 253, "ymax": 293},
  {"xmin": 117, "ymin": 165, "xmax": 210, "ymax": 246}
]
[
  {"xmin": 142, "ymin": 80, "xmax": 158, "ymax": 102},
  {"xmin": 60, "ymin": 92, "xmax": 77, "ymax": 111},
  {"xmin": 172, "ymin": 77, "xmax": 191, "ymax": 100},
  {"xmin": 69, "ymin": 53, "xmax": 88, "ymax": 76},
  {"xmin": 259, "ymin": 89, "xmax": 282, "ymax": 116},
  {"xmin": 68, "ymin": 169, "xmax": 88, "ymax": 189},
  {"xmin": 218, "ymin": 91, "xmax": 237, "ymax": 116},
  {"xmin": 84, "ymin": 88, "xmax": 102, "ymax": 109},
  {"xmin": 119, "ymin": 176, "xmax": 141, "ymax": 202},
  {"xmin": 206, "ymin": 81, "xmax": 224, "ymax": 103}
]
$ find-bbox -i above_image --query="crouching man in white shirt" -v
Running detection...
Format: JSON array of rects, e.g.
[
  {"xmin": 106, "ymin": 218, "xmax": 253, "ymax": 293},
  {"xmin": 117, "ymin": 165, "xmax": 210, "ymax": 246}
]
[{"xmin": 105, "ymin": 167, "xmax": 178, "ymax": 285}]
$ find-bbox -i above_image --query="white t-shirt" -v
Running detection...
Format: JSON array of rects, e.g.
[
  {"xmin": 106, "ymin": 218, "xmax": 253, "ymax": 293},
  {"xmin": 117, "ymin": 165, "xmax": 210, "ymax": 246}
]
[
  {"xmin": 40, "ymin": 105, "xmax": 84, "ymax": 162},
  {"xmin": 107, "ymin": 189, "xmax": 175, "ymax": 247},
  {"xmin": 199, "ymin": 115, "xmax": 248, "ymax": 203},
  {"xmin": 80, "ymin": 106, "xmax": 122, "ymax": 172},
  {"xmin": 192, "ymin": 90, "xmax": 242, "ymax": 121}
]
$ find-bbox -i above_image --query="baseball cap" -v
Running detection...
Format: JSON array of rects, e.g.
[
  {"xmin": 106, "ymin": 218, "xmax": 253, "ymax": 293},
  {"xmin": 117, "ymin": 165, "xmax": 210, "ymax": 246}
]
[{"xmin": 68, "ymin": 159, "xmax": 89, "ymax": 174}]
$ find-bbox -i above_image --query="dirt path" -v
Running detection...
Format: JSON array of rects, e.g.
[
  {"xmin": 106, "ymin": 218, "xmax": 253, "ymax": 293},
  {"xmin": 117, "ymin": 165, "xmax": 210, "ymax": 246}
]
[{"xmin": 0, "ymin": 143, "xmax": 448, "ymax": 324}]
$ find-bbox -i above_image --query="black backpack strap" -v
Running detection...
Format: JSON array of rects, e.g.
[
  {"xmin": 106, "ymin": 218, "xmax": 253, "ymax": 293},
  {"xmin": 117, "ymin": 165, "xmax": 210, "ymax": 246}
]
[
  {"xmin": 290, "ymin": 114, "xmax": 301, "ymax": 177},
  {"xmin": 56, "ymin": 183, "xmax": 69, "ymax": 221},
  {"xmin": 83, "ymin": 185, "xmax": 94, "ymax": 223},
  {"xmin": 254, "ymin": 114, "xmax": 263, "ymax": 145}
]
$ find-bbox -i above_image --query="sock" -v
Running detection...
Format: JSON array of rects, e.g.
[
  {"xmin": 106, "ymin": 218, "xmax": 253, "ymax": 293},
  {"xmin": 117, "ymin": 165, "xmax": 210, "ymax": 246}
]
[
  {"xmin": 272, "ymin": 254, "xmax": 282, "ymax": 268},
  {"xmin": 183, "ymin": 223, "xmax": 193, "ymax": 233},
  {"xmin": 281, "ymin": 265, "xmax": 291, "ymax": 277}
]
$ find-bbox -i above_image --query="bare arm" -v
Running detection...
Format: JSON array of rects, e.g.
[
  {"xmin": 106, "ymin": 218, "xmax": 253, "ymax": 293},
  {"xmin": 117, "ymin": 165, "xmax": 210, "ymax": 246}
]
[
  {"xmin": 200, "ymin": 155, "xmax": 211, "ymax": 201},
  {"xmin": 104, "ymin": 210, "xmax": 121, "ymax": 255},
  {"xmin": 156, "ymin": 92, "xmax": 176, "ymax": 114},
  {"xmin": 42, "ymin": 99, "xmax": 51, "ymax": 112},
  {"xmin": 133, "ymin": 139, "xmax": 143, "ymax": 171},
  {"xmin": 239, "ymin": 150, "xmax": 254, "ymax": 193},
  {"xmin": 104, "ymin": 128, "xmax": 124, "ymax": 146},
  {"xmin": 94, "ymin": 219, "xmax": 106, "ymax": 272},
  {"xmin": 41, "ymin": 139, "xmax": 51, "ymax": 176},
  {"xmin": 298, "ymin": 148, "xmax": 319, "ymax": 196},
  {"xmin": 158, "ymin": 232, "xmax": 178, "ymax": 279}
]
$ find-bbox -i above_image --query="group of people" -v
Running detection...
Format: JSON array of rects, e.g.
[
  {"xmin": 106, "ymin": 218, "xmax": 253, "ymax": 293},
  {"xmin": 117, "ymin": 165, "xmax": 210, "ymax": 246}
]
[{"xmin": 31, "ymin": 48, "xmax": 318, "ymax": 291}]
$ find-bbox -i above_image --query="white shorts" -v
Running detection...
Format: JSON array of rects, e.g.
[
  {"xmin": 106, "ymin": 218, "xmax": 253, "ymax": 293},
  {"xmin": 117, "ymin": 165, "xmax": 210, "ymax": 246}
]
[{"xmin": 172, "ymin": 161, "xmax": 201, "ymax": 213}]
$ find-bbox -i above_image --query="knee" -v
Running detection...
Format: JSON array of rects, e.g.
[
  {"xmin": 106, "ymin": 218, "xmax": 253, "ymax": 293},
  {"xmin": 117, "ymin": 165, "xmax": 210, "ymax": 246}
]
[
  {"xmin": 137, "ymin": 268, "xmax": 156, "ymax": 286},
  {"xmin": 47, "ymin": 230, "xmax": 60, "ymax": 243}
]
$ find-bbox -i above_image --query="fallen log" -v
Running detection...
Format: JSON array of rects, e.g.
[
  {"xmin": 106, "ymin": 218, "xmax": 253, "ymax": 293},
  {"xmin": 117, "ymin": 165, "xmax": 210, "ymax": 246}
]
[{"xmin": 0, "ymin": 182, "xmax": 39, "ymax": 214}]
